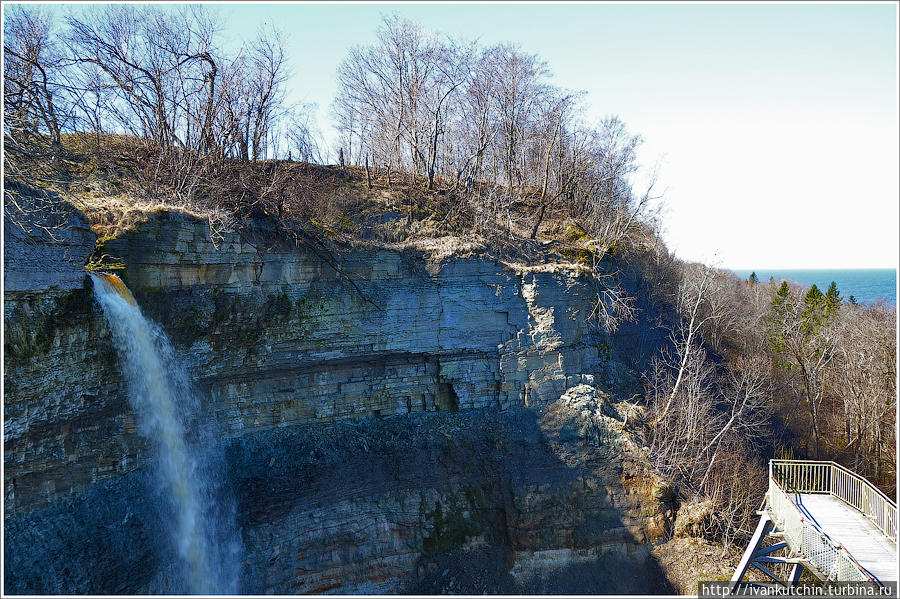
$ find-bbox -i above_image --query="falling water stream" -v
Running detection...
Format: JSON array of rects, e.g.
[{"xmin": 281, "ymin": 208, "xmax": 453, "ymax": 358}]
[{"xmin": 91, "ymin": 273, "xmax": 239, "ymax": 594}]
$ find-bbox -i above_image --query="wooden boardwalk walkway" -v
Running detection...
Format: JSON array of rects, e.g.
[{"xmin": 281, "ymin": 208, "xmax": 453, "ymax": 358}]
[
  {"xmin": 732, "ymin": 460, "xmax": 897, "ymax": 588},
  {"xmin": 798, "ymin": 493, "xmax": 898, "ymax": 583}
]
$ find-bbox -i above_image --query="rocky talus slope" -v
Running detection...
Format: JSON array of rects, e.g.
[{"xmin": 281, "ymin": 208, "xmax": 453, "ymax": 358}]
[{"xmin": 5, "ymin": 205, "xmax": 679, "ymax": 594}]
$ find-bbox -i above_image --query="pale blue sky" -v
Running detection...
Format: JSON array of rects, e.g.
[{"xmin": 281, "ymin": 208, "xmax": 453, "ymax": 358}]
[{"xmin": 26, "ymin": 2, "xmax": 900, "ymax": 269}]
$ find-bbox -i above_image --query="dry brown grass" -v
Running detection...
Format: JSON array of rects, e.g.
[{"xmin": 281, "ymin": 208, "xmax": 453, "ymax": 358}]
[
  {"xmin": 6, "ymin": 133, "xmax": 602, "ymax": 270},
  {"xmin": 651, "ymin": 537, "xmax": 754, "ymax": 594},
  {"xmin": 71, "ymin": 192, "xmax": 234, "ymax": 244}
]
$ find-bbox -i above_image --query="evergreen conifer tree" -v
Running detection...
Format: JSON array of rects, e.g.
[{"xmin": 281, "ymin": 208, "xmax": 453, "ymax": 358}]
[
  {"xmin": 749, "ymin": 272, "xmax": 759, "ymax": 284},
  {"xmin": 805, "ymin": 284, "xmax": 824, "ymax": 305},
  {"xmin": 824, "ymin": 281, "xmax": 843, "ymax": 316},
  {"xmin": 802, "ymin": 284, "xmax": 826, "ymax": 335},
  {"xmin": 767, "ymin": 281, "xmax": 793, "ymax": 358}
]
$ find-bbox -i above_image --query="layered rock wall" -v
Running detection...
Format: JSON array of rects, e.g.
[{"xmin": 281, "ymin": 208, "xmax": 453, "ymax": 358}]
[
  {"xmin": 103, "ymin": 213, "xmax": 603, "ymax": 422},
  {"xmin": 3, "ymin": 193, "xmax": 96, "ymax": 292},
  {"xmin": 5, "ymin": 208, "xmax": 675, "ymax": 593}
]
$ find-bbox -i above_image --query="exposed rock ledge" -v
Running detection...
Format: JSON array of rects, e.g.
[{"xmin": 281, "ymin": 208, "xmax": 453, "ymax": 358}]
[{"xmin": 5, "ymin": 207, "xmax": 676, "ymax": 594}]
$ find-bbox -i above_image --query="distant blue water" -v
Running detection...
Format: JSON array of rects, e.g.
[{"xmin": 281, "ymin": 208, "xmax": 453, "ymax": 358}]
[{"xmin": 731, "ymin": 269, "xmax": 896, "ymax": 305}]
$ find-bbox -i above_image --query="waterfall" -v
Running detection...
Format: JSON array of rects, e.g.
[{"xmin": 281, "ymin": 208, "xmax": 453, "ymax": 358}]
[{"xmin": 90, "ymin": 273, "xmax": 240, "ymax": 594}]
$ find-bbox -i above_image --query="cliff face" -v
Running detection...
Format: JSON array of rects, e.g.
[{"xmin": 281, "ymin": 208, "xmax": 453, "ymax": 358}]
[
  {"xmin": 230, "ymin": 388, "xmax": 675, "ymax": 595},
  {"xmin": 4, "ymin": 208, "xmax": 675, "ymax": 594}
]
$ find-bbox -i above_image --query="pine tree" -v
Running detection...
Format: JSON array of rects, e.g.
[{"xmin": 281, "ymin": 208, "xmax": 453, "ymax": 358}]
[
  {"xmin": 802, "ymin": 284, "xmax": 826, "ymax": 335},
  {"xmin": 767, "ymin": 281, "xmax": 793, "ymax": 358},
  {"xmin": 824, "ymin": 281, "xmax": 843, "ymax": 316},
  {"xmin": 804, "ymin": 284, "xmax": 824, "ymax": 306},
  {"xmin": 749, "ymin": 272, "xmax": 759, "ymax": 284}
]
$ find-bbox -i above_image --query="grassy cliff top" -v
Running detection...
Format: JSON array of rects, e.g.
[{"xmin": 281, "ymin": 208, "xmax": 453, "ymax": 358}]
[{"xmin": 6, "ymin": 133, "xmax": 653, "ymax": 271}]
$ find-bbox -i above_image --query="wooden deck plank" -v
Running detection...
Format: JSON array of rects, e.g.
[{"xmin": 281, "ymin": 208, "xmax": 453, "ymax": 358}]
[{"xmin": 798, "ymin": 493, "xmax": 898, "ymax": 582}]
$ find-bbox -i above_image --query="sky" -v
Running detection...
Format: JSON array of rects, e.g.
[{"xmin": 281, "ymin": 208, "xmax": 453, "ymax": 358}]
[{"xmin": 29, "ymin": 2, "xmax": 900, "ymax": 270}]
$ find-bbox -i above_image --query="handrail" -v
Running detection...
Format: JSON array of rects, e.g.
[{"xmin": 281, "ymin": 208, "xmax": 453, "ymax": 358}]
[
  {"xmin": 768, "ymin": 476, "xmax": 873, "ymax": 582},
  {"xmin": 829, "ymin": 462, "xmax": 897, "ymax": 543},
  {"xmin": 770, "ymin": 460, "xmax": 897, "ymax": 543}
]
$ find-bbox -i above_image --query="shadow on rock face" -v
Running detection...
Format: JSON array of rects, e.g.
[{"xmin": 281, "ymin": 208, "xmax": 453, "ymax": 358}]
[
  {"xmin": 403, "ymin": 545, "xmax": 676, "ymax": 595},
  {"xmin": 512, "ymin": 551, "xmax": 676, "ymax": 595},
  {"xmin": 221, "ymin": 402, "xmax": 676, "ymax": 594},
  {"xmin": 404, "ymin": 546, "xmax": 517, "ymax": 594},
  {"xmin": 4, "ymin": 469, "xmax": 171, "ymax": 594},
  {"xmin": 6, "ymin": 392, "xmax": 677, "ymax": 595}
]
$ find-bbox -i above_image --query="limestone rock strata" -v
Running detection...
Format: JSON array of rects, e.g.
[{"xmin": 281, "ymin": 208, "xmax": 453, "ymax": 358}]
[
  {"xmin": 233, "ymin": 404, "xmax": 676, "ymax": 595},
  {"xmin": 3, "ymin": 194, "xmax": 96, "ymax": 292},
  {"xmin": 5, "ymin": 212, "xmax": 605, "ymax": 515},
  {"xmin": 7, "ymin": 402, "xmax": 675, "ymax": 594},
  {"xmin": 5, "ymin": 286, "xmax": 141, "ymax": 516},
  {"xmin": 4, "ymin": 209, "xmax": 675, "ymax": 593},
  {"xmin": 102, "ymin": 213, "xmax": 602, "ymax": 424}
]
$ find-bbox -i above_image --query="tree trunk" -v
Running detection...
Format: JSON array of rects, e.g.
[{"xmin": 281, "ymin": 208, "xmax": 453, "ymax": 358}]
[{"xmin": 530, "ymin": 203, "xmax": 547, "ymax": 240}]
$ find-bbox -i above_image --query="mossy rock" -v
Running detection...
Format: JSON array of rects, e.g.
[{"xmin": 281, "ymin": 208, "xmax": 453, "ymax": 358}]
[
  {"xmin": 3, "ymin": 289, "xmax": 95, "ymax": 366},
  {"xmin": 564, "ymin": 223, "xmax": 589, "ymax": 242},
  {"xmin": 559, "ymin": 247, "xmax": 593, "ymax": 265},
  {"xmin": 422, "ymin": 484, "xmax": 495, "ymax": 556}
]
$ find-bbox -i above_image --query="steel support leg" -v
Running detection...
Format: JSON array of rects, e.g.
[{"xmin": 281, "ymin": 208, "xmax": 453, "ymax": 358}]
[
  {"xmin": 730, "ymin": 514, "xmax": 773, "ymax": 592},
  {"xmin": 788, "ymin": 563, "xmax": 805, "ymax": 585}
]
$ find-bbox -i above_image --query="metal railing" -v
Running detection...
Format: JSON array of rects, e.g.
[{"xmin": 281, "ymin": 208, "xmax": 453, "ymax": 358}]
[
  {"xmin": 768, "ymin": 474, "xmax": 872, "ymax": 582},
  {"xmin": 770, "ymin": 460, "xmax": 897, "ymax": 543},
  {"xmin": 829, "ymin": 462, "xmax": 898, "ymax": 544},
  {"xmin": 771, "ymin": 460, "xmax": 831, "ymax": 494}
]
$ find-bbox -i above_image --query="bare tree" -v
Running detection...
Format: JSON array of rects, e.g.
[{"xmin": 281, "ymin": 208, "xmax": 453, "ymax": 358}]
[
  {"xmin": 647, "ymin": 342, "xmax": 720, "ymax": 480},
  {"xmin": 697, "ymin": 355, "xmax": 771, "ymax": 489},
  {"xmin": 831, "ymin": 302, "xmax": 897, "ymax": 485},
  {"xmin": 645, "ymin": 293, "xmax": 771, "ymax": 548},
  {"xmin": 575, "ymin": 117, "xmax": 663, "ymax": 258},
  {"xmin": 485, "ymin": 43, "xmax": 549, "ymax": 204},
  {"xmin": 453, "ymin": 47, "xmax": 498, "ymax": 190},
  {"xmin": 3, "ymin": 6, "xmax": 79, "ymax": 240},
  {"xmin": 65, "ymin": 5, "xmax": 221, "ymax": 154},
  {"xmin": 243, "ymin": 26, "xmax": 288, "ymax": 161},
  {"xmin": 282, "ymin": 104, "xmax": 323, "ymax": 164},
  {"xmin": 335, "ymin": 16, "xmax": 409, "ymax": 175},
  {"xmin": 529, "ymin": 92, "xmax": 580, "ymax": 239},
  {"xmin": 4, "ymin": 6, "xmax": 63, "ymax": 150},
  {"xmin": 767, "ymin": 282, "xmax": 840, "ymax": 458},
  {"xmin": 705, "ymin": 441, "xmax": 768, "ymax": 551},
  {"xmin": 422, "ymin": 38, "xmax": 472, "ymax": 190},
  {"xmin": 655, "ymin": 262, "xmax": 733, "ymax": 423}
]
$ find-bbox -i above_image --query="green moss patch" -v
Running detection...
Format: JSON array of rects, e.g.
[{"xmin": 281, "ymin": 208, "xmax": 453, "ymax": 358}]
[
  {"xmin": 422, "ymin": 484, "xmax": 495, "ymax": 556},
  {"xmin": 4, "ymin": 290, "xmax": 94, "ymax": 366}
]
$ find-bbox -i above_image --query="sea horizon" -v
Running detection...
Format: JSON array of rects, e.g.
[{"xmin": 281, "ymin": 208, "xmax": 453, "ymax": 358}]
[{"xmin": 730, "ymin": 268, "xmax": 897, "ymax": 305}]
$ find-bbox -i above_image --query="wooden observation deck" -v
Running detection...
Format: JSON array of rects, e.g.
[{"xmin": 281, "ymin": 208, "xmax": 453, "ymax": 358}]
[{"xmin": 731, "ymin": 460, "xmax": 897, "ymax": 589}]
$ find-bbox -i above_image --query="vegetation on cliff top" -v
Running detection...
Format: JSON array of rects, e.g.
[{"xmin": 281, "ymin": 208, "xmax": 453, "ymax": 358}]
[
  {"xmin": 4, "ymin": 6, "xmax": 660, "ymax": 254},
  {"xmin": 6, "ymin": 5, "xmax": 660, "ymax": 333}
]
